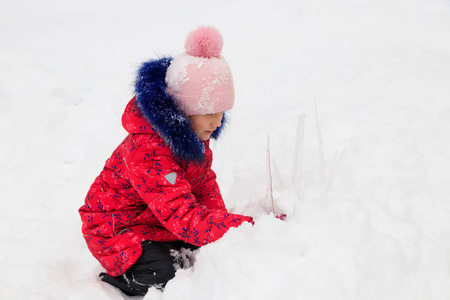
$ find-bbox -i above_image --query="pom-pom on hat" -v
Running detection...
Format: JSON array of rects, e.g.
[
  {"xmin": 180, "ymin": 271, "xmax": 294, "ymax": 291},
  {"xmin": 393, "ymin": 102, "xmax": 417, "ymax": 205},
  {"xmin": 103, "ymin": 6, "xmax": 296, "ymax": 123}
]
[
  {"xmin": 185, "ymin": 26, "xmax": 223, "ymax": 58},
  {"xmin": 165, "ymin": 26, "xmax": 234, "ymax": 116}
]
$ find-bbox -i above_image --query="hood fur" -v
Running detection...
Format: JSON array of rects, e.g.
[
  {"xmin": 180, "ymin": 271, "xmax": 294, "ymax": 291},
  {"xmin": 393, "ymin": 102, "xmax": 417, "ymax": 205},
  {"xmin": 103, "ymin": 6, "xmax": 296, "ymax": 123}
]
[{"xmin": 134, "ymin": 57, "xmax": 226, "ymax": 163}]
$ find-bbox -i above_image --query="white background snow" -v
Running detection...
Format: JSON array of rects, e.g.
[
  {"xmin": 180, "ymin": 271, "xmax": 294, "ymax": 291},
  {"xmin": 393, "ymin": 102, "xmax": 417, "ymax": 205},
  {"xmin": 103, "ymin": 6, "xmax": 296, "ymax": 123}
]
[{"xmin": 1, "ymin": 0, "xmax": 450, "ymax": 299}]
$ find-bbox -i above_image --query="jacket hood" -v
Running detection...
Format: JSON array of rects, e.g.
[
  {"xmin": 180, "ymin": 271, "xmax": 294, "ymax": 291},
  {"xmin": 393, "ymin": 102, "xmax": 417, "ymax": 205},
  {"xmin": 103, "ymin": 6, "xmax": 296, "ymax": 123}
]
[{"xmin": 124, "ymin": 57, "xmax": 226, "ymax": 163}]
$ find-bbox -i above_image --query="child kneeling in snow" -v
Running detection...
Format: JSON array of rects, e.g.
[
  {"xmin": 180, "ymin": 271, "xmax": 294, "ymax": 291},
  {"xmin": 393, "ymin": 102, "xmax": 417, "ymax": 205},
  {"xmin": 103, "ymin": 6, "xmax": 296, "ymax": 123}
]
[{"xmin": 78, "ymin": 26, "xmax": 253, "ymax": 296}]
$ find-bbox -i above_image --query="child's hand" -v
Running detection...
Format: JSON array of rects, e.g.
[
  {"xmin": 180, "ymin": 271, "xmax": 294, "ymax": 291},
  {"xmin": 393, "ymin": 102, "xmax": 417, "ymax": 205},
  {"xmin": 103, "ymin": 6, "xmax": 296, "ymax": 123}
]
[
  {"xmin": 243, "ymin": 216, "xmax": 255, "ymax": 226},
  {"xmin": 275, "ymin": 214, "xmax": 287, "ymax": 221}
]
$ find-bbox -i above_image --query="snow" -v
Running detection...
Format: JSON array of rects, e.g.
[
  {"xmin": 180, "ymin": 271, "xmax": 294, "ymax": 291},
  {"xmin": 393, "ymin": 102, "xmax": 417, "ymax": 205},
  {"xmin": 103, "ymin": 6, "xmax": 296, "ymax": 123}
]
[{"xmin": 1, "ymin": 0, "xmax": 450, "ymax": 299}]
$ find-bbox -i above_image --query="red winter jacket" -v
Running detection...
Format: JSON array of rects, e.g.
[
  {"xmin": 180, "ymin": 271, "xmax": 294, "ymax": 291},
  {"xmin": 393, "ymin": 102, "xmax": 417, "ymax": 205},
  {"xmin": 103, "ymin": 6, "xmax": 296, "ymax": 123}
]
[{"xmin": 79, "ymin": 58, "xmax": 252, "ymax": 276}]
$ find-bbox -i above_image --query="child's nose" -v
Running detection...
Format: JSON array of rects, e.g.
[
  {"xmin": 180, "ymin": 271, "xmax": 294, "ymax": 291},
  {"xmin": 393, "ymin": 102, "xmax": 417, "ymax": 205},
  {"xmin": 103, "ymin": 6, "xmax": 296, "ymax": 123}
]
[{"xmin": 212, "ymin": 116, "xmax": 222, "ymax": 128}]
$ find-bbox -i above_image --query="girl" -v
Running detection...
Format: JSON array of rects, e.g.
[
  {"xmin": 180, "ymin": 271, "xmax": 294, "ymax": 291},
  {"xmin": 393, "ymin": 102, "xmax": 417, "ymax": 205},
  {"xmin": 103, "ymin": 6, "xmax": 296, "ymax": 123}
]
[{"xmin": 79, "ymin": 26, "xmax": 253, "ymax": 296}]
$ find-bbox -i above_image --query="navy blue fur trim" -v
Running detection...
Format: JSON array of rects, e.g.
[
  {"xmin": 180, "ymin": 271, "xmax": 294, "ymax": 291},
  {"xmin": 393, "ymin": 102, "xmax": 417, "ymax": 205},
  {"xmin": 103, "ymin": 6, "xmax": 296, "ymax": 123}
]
[{"xmin": 134, "ymin": 57, "xmax": 226, "ymax": 163}]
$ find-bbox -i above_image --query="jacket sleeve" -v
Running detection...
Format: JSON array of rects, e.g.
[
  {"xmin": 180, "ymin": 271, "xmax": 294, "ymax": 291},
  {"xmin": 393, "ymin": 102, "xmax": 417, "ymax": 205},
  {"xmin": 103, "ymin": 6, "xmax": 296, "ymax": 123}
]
[
  {"xmin": 192, "ymin": 166, "xmax": 227, "ymax": 211},
  {"xmin": 127, "ymin": 143, "xmax": 253, "ymax": 246}
]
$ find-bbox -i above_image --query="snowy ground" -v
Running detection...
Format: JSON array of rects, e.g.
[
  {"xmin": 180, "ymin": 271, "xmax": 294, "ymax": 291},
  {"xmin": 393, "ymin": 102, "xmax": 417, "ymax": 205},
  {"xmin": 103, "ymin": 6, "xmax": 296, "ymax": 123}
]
[{"xmin": 1, "ymin": 0, "xmax": 450, "ymax": 299}]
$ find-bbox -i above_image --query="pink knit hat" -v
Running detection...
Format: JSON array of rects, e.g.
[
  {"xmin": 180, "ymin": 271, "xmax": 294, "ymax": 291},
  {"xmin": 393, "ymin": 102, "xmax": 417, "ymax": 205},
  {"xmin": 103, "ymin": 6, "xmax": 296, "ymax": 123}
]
[{"xmin": 165, "ymin": 26, "xmax": 235, "ymax": 116}]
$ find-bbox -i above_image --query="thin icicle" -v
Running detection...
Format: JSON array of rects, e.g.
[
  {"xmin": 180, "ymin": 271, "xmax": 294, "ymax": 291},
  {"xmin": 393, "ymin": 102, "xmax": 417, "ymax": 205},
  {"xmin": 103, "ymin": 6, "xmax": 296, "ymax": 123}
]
[
  {"xmin": 272, "ymin": 157, "xmax": 284, "ymax": 191},
  {"xmin": 266, "ymin": 133, "xmax": 274, "ymax": 214},
  {"xmin": 315, "ymin": 100, "xmax": 325, "ymax": 186},
  {"xmin": 323, "ymin": 148, "xmax": 346, "ymax": 201},
  {"xmin": 292, "ymin": 114, "xmax": 305, "ymax": 191}
]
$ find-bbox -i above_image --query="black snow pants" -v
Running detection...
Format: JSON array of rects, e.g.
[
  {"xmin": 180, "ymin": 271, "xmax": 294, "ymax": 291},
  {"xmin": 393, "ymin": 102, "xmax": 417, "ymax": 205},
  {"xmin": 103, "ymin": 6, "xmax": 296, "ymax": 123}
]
[{"xmin": 99, "ymin": 241, "xmax": 198, "ymax": 296}]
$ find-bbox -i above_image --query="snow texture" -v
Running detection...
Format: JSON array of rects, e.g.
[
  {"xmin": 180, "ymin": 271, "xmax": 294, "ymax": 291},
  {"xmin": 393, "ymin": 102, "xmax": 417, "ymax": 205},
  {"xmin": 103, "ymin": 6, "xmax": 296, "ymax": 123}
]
[{"xmin": 1, "ymin": 0, "xmax": 450, "ymax": 299}]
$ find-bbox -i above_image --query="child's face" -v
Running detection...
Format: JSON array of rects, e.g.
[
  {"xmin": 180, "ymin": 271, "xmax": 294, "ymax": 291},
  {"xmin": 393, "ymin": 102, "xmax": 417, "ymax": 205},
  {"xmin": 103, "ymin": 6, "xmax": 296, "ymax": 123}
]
[{"xmin": 188, "ymin": 112, "xmax": 224, "ymax": 141}]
